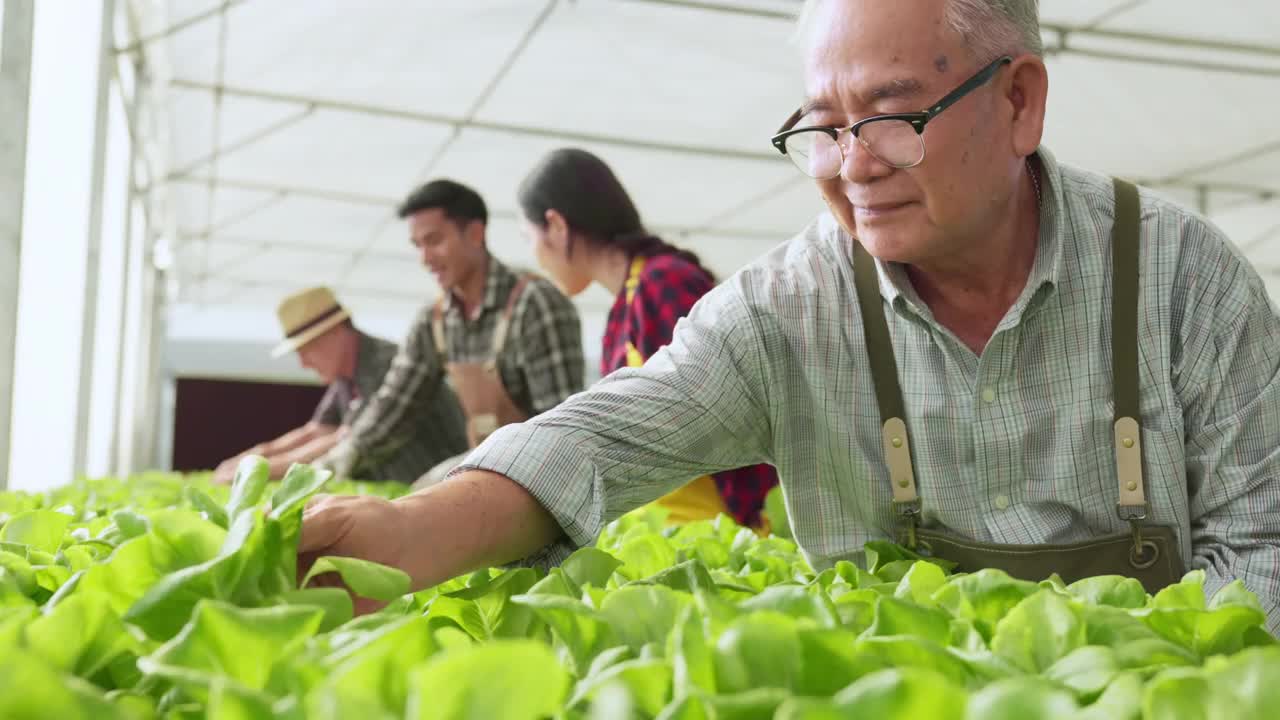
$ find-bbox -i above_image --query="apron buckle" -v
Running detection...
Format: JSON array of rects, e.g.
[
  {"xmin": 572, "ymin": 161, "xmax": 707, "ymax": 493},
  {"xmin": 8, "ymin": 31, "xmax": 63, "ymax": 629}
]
[
  {"xmin": 1116, "ymin": 502, "xmax": 1148, "ymax": 522},
  {"xmin": 1119, "ymin": 504, "xmax": 1161, "ymax": 570},
  {"xmin": 894, "ymin": 499, "xmax": 921, "ymax": 550},
  {"xmin": 1128, "ymin": 522, "xmax": 1161, "ymax": 570}
]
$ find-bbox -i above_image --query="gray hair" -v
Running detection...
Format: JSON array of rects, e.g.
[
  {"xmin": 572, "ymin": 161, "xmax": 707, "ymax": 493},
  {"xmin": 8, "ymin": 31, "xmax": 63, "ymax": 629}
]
[{"xmin": 797, "ymin": 0, "xmax": 1043, "ymax": 59}]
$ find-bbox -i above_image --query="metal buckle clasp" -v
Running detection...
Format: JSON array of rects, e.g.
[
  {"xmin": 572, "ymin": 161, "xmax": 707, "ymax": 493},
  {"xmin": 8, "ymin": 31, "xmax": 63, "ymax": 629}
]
[
  {"xmin": 1118, "ymin": 503, "xmax": 1158, "ymax": 569},
  {"xmin": 895, "ymin": 499, "xmax": 922, "ymax": 550}
]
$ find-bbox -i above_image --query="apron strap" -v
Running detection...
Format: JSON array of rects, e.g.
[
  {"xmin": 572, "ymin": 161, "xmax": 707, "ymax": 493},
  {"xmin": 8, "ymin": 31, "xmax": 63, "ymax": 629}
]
[
  {"xmin": 852, "ymin": 242, "xmax": 921, "ymax": 532},
  {"xmin": 489, "ymin": 275, "xmax": 533, "ymax": 365},
  {"xmin": 623, "ymin": 256, "xmax": 649, "ymax": 366},
  {"xmin": 431, "ymin": 299, "xmax": 448, "ymax": 363},
  {"xmin": 1111, "ymin": 178, "xmax": 1148, "ymax": 525},
  {"xmin": 624, "ymin": 255, "xmax": 647, "ymax": 304},
  {"xmin": 853, "ymin": 175, "xmax": 1146, "ymax": 551}
]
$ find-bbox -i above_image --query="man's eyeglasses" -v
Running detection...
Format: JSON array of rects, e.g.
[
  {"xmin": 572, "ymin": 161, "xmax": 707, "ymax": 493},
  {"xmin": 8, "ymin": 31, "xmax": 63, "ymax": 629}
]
[{"xmin": 771, "ymin": 56, "xmax": 1013, "ymax": 179}]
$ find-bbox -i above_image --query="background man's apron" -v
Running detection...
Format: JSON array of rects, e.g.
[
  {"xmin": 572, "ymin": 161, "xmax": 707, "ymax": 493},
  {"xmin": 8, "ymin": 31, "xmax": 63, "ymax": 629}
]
[
  {"xmin": 412, "ymin": 278, "xmax": 532, "ymax": 489},
  {"xmin": 621, "ymin": 256, "xmax": 728, "ymax": 525},
  {"xmin": 851, "ymin": 178, "xmax": 1183, "ymax": 592}
]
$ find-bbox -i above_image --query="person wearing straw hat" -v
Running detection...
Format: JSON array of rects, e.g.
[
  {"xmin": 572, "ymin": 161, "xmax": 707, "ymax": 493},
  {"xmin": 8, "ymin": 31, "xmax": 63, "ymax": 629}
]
[{"xmin": 212, "ymin": 286, "xmax": 468, "ymax": 484}]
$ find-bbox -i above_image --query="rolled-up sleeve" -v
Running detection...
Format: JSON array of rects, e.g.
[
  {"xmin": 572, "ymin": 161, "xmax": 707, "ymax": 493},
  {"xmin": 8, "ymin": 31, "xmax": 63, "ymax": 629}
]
[
  {"xmin": 1178, "ymin": 239, "xmax": 1280, "ymax": 632},
  {"xmin": 454, "ymin": 279, "xmax": 775, "ymax": 561}
]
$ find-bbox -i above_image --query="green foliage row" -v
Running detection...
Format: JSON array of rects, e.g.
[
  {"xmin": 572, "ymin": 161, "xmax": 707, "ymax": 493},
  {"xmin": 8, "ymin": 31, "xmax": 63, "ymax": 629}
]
[{"xmin": 0, "ymin": 460, "xmax": 1277, "ymax": 719}]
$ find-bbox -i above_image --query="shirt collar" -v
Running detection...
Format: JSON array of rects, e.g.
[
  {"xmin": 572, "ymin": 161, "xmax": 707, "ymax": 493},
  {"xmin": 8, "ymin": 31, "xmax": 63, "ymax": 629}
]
[
  {"xmin": 869, "ymin": 146, "xmax": 1066, "ymax": 317},
  {"xmin": 443, "ymin": 254, "xmax": 513, "ymax": 316}
]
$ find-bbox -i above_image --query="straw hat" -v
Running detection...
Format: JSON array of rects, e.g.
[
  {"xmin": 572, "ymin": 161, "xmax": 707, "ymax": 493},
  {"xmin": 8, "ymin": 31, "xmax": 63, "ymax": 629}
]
[{"xmin": 270, "ymin": 286, "xmax": 352, "ymax": 358}]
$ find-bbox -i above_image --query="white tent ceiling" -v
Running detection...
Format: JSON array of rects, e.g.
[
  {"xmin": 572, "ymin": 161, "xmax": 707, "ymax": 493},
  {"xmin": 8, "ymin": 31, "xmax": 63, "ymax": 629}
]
[{"xmin": 138, "ymin": 0, "xmax": 1280, "ymax": 356}]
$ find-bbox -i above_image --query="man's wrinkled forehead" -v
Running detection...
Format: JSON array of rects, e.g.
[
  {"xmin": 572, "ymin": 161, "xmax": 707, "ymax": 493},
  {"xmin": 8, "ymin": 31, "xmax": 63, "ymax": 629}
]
[{"xmin": 800, "ymin": 0, "xmax": 960, "ymax": 109}]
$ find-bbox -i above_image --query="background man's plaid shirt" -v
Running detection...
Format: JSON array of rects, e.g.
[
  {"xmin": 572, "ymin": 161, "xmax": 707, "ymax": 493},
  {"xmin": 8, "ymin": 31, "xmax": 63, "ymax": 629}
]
[{"xmin": 323, "ymin": 257, "xmax": 584, "ymax": 480}]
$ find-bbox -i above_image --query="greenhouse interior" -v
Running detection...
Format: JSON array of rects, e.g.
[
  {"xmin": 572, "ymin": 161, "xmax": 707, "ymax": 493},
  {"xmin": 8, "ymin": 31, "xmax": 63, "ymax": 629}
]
[{"xmin": 1, "ymin": 0, "xmax": 1279, "ymax": 717}]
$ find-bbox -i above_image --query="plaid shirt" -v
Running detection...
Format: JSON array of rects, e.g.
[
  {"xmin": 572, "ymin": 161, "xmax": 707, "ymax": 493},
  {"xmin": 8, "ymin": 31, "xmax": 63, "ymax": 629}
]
[
  {"xmin": 322, "ymin": 257, "xmax": 584, "ymax": 480},
  {"xmin": 459, "ymin": 147, "xmax": 1280, "ymax": 632},
  {"xmin": 602, "ymin": 253, "xmax": 779, "ymax": 526},
  {"xmin": 312, "ymin": 330, "xmax": 468, "ymax": 482}
]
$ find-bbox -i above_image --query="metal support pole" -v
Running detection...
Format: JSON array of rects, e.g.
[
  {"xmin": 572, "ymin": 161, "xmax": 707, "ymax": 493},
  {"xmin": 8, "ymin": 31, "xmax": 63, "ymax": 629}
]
[
  {"xmin": 108, "ymin": 73, "xmax": 140, "ymax": 475},
  {"xmin": 147, "ymin": 270, "xmax": 172, "ymax": 470},
  {"xmin": 132, "ymin": 250, "xmax": 164, "ymax": 470},
  {"xmin": 0, "ymin": 0, "xmax": 35, "ymax": 489},
  {"xmin": 72, "ymin": 0, "xmax": 119, "ymax": 478}
]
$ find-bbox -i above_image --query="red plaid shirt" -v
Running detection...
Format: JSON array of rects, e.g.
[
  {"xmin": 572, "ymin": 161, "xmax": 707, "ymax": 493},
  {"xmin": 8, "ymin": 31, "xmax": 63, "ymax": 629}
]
[{"xmin": 602, "ymin": 253, "xmax": 779, "ymax": 527}]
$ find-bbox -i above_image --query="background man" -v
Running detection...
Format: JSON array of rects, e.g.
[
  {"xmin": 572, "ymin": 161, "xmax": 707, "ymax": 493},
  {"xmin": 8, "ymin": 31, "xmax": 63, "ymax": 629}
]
[
  {"xmin": 317, "ymin": 180, "xmax": 585, "ymax": 485},
  {"xmin": 214, "ymin": 286, "xmax": 467, "ymax": 483}
]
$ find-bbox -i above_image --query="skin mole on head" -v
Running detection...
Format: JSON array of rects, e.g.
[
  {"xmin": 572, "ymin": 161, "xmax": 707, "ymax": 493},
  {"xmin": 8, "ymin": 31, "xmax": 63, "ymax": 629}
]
[{"xmin": 935, "ymin": 55, "xmax": 949, "ymax": 73}]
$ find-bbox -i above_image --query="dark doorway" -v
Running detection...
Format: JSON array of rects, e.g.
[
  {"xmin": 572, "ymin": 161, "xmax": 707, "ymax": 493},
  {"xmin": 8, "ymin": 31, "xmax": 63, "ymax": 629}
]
[{"xmin": 171, "ymin": 377, "xmax": 326, "ymax": 472}]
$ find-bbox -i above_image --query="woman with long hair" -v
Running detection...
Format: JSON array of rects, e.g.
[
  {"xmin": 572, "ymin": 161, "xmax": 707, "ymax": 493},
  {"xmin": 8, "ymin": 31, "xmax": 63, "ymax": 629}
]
[{"xmin": 517, "ymin": 147, "xmax": 779, "ymax": 528}]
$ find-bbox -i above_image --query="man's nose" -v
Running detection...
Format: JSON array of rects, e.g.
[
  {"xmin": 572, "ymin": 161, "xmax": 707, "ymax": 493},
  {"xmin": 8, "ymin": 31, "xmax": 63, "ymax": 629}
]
[{"xmin": 840, "ymin": 131, "xmax": 894, "ymax": 183}]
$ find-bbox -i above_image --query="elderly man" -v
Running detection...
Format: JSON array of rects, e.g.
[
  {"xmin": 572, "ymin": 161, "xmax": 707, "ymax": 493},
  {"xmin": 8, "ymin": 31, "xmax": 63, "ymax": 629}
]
[
  {"xmin": 297, "ymin": 0, "xmax": 1280, "ymax": 628},
  {"xmin": 213, "ymin": 287, "xmax": 468, "ymax": 483}
]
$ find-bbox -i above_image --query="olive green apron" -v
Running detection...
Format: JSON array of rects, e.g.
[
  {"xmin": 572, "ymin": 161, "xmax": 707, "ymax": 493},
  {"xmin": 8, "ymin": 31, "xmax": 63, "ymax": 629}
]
[{"xmin": 852, "ymin": 177, "xmax": 1184, "ymax": 593}]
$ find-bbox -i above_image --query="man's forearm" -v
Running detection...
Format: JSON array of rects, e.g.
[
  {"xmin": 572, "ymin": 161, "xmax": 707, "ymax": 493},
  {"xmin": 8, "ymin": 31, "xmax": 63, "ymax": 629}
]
[
  {"xmin": 390, "ymin": 470, "xmax": 564, "ymax": 590},
  {"xmin": 258, "ymin": 423, "xmax": 325, "ymax": 456},
  {"xmin": 265, "ymin": 427, "xmax": 345, "ymax": 479}
]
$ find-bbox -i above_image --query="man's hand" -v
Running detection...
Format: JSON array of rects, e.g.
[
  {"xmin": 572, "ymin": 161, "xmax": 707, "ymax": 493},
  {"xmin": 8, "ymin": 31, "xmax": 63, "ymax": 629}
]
[
  {"xmin": 211, "ymin": 458, "xmax": 240, "ymax": 485},
  {"xmin": 296, "ymin": 471, "xmax": 565, "ymax": 616},
  {"xmin": 298, "ymin": 494, "xmax": 411, "ymax": 615}
]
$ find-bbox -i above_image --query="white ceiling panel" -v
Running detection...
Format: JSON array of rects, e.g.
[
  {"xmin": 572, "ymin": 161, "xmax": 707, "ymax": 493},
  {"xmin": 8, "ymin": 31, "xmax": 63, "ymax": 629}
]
[
  {"xmin": 147, "ymin": 0, "xmax": 1280, "ymax": 341},
  {"xmin": 176, "ymin": 240, "xmax": 266, "ymax": 280},
  {"xmin": 1183, "ymin": 145, "xmax": 1280, "ymax": 191},
  {"xmin": 164, "ymin": 2, "xmax": 224, "ymax": 84},
  {"xmin": 165, "ymin": 0, "xmax": 224, "ymax": 27},
  {"xmin": 1039, "ymin": 0, "xmax": 1137, "ymax": 27},
  {"xmin": 169, "ymin": 181, "xmax": 287, "ymax": 235},
  {"xmin": 712, "ymin": 175, "xmax": 825, "ymax": 236},
  {"xmin": 1264, "ymin": 275, "xmax": 1280, "ymax": 304},
  {"xmin": 684, "ymin": 235, "xmax": 790, "ymax": 281},
  {"xmin": 166, "ymin": 93, "xmax": 311, "ymax": 178},
  {"xmin": 165, "ymin": 86, "xmax": 217, "ymax": 170},
  {"xmin": 208, "ymin": 194, "xmax": 390, "ymax": 249},
  {"xmin": 476, "ymin": 0, "xmax": 801, "ymax": 151},
  {"xmin": 481, "ymin": 218, "xmax": 543, "ymax": 277},
  {"xmin": 338, "ymin": 295, "xmax": 421, "ymax": 341},
  {"xmin": 208, "ymin": 246, "xmax": 355, "ymax": 285},
  {"xmin": 186, "ymin": 278, "xmax": 287, "ymax": 307},
  {"xmin": 1091, "ymin": 1, "xmax": 1280, "ymax": 49},
  {"xmin": 1040, "ymin": 55, "xmax": 1279, "ymax": 181},
  {"xmin": 370, "ymin": 219, "xmax": 415, "ymax": 254},
  {"xmin": 209, "ymin": 1, "xmax": 547, "ymax": 117},
  {"xmin": 1209, "ymin": 198, "xmax": 1280, "ymax": 255},
  {"xmin": 212, "ymin": 109, "xmax": 455, "ymax": 199},
  {"xmin": 342, "ymin": 256, "xmax": 436, "ymax": 300}
]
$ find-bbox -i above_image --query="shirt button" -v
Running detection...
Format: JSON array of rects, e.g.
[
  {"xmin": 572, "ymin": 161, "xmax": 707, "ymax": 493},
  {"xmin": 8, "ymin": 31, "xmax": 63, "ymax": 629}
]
[
  {"xmin": 994, "ymin": 494, "xmax": 1010, "ymax": 510},
  {"xmin": 981, "ymin": 386, "xmax": 997, "ymax": 404}
]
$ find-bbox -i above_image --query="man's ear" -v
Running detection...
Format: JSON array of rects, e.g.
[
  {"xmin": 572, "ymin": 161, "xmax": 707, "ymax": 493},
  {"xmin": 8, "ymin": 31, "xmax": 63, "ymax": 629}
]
[
  {"xmin": 1007, "ymin": 55, "xmax": 1048, "ymax": 158},
  {"xmin": 465, "ymin": 219, "xmax": 487, "ymax": 248}
]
